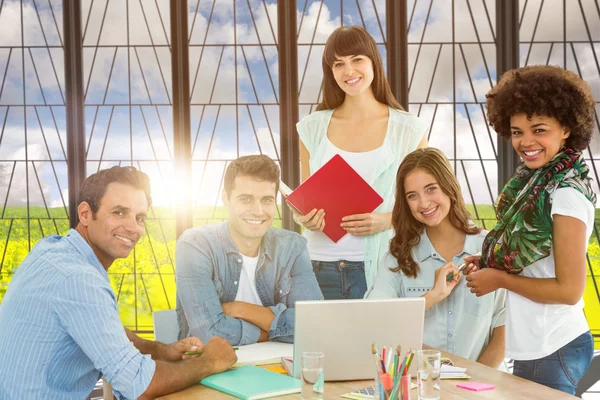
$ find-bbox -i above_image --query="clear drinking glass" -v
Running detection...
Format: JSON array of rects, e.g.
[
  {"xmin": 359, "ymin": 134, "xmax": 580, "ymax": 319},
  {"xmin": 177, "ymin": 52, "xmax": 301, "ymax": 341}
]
[
  {"xmin": 301, "ymin": 352, "xmax": 324, "ymax": 400},
  {"xmin": 416, "ymin": 350, "xmax": 441, "ymax": 400}
]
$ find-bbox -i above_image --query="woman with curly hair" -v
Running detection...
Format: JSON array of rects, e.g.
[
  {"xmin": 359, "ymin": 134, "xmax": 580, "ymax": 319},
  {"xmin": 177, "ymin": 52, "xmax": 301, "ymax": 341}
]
[
  {"xmin": 465, "ymin": 65, "xmax": 596, "ymax": 394},
  {"xmin": 290, "ymin": 26, "xmax": 428, "ymax": 299},
  {"xmin": 367, "ymin": 147, "xmax": 506, "ymax": 367}
]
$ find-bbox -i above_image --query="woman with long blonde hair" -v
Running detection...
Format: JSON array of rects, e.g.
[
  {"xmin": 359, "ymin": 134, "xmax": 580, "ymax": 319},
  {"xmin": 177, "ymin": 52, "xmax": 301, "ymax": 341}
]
[
  {"xmin": 368, "ymin": 148, "xmax": 505, "ymax": 367},
  {"xmin": 289, "ymin": 26, "xmax": 428, "ymax": 299}
]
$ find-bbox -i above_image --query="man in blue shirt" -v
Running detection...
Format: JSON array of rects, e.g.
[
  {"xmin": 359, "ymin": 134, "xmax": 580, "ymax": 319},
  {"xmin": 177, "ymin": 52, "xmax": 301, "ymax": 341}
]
[
  {"xmin": 0, "ymin": 166, "xmax": 237, "ymax": 400},
  {"xmin": 176, "ymin": 155, "xmax": 323, "ymax": 345}
]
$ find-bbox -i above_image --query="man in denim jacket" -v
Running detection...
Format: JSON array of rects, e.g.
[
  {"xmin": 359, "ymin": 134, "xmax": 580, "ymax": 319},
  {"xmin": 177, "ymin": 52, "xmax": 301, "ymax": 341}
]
[{"xmin": 176, "ymin": 155, "xmax": 323, "ymax": 346}]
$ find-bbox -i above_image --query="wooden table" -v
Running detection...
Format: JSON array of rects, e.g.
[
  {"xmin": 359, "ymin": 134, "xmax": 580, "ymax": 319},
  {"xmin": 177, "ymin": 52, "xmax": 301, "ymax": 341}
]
[{"xmin": 158, "ymin": 347, "xmax": 578, "ymax": 399}]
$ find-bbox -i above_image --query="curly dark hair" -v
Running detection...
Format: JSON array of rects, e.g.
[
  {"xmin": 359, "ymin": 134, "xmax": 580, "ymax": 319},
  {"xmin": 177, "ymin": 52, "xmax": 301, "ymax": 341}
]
[{"xmin": 485, "ymin": 65, "xmax": 596, "ymax": 151}]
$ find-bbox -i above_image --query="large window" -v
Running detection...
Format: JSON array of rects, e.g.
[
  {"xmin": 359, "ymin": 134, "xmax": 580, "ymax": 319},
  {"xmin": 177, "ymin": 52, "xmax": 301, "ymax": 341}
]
[
  {"xmin": 188, "ymin": 0, "xmax": 281, "ymax": 227},
  {"xmin": 0, "ymin": 0, "xmax": 68, "ymax": 298}
]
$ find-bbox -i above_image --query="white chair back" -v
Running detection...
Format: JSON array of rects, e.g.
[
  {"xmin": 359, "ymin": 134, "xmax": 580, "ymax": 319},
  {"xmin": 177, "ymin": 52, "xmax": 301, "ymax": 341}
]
[{"xmin": 152, "ymin": 309, "xmax": 179, "ymax": 344}]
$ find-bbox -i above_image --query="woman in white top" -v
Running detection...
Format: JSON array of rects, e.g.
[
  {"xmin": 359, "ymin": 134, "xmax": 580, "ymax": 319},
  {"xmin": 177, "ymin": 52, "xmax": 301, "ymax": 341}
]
[
  {"xmin": 465, "ymin": 65, "xmax": 596, "ymax": 394},
  {"xmin": 291, "ymin": 26, "xmax": 428, "ymax": 299}
]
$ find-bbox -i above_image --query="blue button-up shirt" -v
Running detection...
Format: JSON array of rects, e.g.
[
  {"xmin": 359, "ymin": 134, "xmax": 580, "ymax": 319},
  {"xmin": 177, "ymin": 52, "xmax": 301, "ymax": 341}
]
[
  {"xmin": 176, "ymin": 222, "xmax": 323, "ymax": 345},
  {"xmin": 367, "ymin": 230, "xmax": 506, "ymax": 362},
  {"xmin": 0, "ymin": 229, "xmax": 155, "ymax": 400}
]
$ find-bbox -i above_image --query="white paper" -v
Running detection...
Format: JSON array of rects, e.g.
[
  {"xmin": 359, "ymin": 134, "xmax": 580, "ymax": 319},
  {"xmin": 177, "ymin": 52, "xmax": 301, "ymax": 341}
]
[
  {"xmin": 278, "ymin": 180, "xmax": 293, "ymax": 197},
  {"xmin": 234, "ymin": 342, "xmax": 294, "ymax": 366},
  {"xmin": 440, "ymin": 364, "xmax": 469, "ymax": 379},
  {"xmin": 441, "ymin": 365, "xmax": 467, "ymax": 373}
]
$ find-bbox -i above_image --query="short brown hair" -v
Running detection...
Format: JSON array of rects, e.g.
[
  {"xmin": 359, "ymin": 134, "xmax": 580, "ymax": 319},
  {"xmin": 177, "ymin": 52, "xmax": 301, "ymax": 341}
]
[
  {"xmin": 486, "ymin": 65, "xmax": 596, "ymax": 151},
  {"xmin": 223, "ymin": 155, "xmax": 280, "ymax": 196},
  {"xmin": 317, "ymin": 26, "xmax": 404, "ymax": 111},
  {"xmin": 389, "ymin": 148, "xmax": 481, "ymax": 278},
  {"xmin": 78, "ymin": 166, "xmax": 152, "ymax": 219}
]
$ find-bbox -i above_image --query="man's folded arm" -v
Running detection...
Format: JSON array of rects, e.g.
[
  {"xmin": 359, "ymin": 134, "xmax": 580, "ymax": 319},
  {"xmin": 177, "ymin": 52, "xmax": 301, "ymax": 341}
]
[
  {"xmin": 176, "ymin": 238, "xmax": 261, "ymax": 345},
  {"xmin": 268, "ymin": 245, "xmax": 323, "ymax": 342}
]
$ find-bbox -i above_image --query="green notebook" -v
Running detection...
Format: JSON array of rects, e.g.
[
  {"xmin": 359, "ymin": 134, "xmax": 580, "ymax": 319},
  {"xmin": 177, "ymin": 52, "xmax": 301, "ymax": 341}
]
[{"xmin": 200, "ymin": 365, "xmax": 302, "ymax": 400}]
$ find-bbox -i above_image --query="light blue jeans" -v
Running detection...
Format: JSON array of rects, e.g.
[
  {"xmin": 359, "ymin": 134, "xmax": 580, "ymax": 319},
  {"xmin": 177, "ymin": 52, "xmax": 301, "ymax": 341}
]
[
  {"xmin": 311, "ymin": 260, "xmax": 367, "ymax": 300},
  {"xmin": 513, "ymin": 331, "xmax": 594, "ymax": 395}
]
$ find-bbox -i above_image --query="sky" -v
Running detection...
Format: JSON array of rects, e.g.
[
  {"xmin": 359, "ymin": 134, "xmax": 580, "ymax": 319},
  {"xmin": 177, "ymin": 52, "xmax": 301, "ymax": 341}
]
[{"xmin": 0, "ymin": 0, "xmax": 599, "ymax": 211}]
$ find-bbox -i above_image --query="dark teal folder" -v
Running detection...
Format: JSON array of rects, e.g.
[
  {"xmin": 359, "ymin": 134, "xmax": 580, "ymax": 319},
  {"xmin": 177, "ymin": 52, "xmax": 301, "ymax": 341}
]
[{"xmin": 200, "ymin": 365, "xmax": 302, "ymax": 399}]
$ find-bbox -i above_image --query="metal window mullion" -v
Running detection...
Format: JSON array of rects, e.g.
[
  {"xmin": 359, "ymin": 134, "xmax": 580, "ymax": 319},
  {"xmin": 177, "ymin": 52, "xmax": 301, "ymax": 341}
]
[
  {"xmin": 170, "ymin": 0, "xmax": 192, "ymax": 238},
  {"xmin": 278, "ymin": 0, "xmax": 300, "ymax": 233},
  {"xmin": 63, "ymin": 0, "xmax": 86, "ymax": 229},
  {"xmin": 386, "ymin": 0, "xmax": 409, "ymax": 110},
  {"xmin": 496, "ymin": 0, "xmax": 520, "ymax": 192}
]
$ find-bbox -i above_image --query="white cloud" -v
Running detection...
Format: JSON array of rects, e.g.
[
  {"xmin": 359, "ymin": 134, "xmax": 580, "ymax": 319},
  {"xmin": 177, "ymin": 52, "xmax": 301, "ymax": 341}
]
[{"xmin": 50, "ymin": 188, "xmax": 68, "ymax": 208}]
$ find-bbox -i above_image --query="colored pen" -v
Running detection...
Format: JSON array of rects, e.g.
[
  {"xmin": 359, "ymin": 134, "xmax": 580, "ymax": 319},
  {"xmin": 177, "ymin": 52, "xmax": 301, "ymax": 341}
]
[
  {"xmin": 386, "ymin": 345, "xmax": 394, "ymax": 372},
  {"xmin": 372, "ymin": 344, "xmax": 386, "ymax": 400},
  {"xmin": 397, "ymin": 350, "xmax": 410, "ymax": 377},
  {"xmin": 404, "ymin": 350, "xmax": 415, "ymax": 375},
  {"xmin": 395, "ymin": 345, "xmax": 402, "ymax": 376},
  {"xmin": 371, "ymin": 343, "xmax": 383, "ymax": 373},
  {"xmin": 446, "ymin": 262, "xmax": 467, "ymax": 282},
  {"xmin": 447, "ymin": 252, "xmax": 482, "ymax": 281},
  {"xmin": 185, "ymin": 346, "xmax": 239, "ymax": 356}
]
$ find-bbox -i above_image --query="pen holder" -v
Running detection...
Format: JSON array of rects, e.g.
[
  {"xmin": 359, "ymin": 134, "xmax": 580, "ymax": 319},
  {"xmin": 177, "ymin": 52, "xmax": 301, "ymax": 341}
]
[
  {"xmin": 374, "ymin": 370, "xmax": 411, "ymax": 400},
  {"xmin": 400, "ymin": 374, "xmax": 411, "ymax": 400}
]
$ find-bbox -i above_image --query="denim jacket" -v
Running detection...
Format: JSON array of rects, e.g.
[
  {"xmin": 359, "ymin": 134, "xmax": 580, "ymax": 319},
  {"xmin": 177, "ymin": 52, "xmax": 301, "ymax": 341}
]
[
  {"xmin": 176, "ymin": 222, "xmax": 323, "ymax": 345},
  {"xmin": 367, "ymin": 230, "xmax": 506, "ymax": 361}
]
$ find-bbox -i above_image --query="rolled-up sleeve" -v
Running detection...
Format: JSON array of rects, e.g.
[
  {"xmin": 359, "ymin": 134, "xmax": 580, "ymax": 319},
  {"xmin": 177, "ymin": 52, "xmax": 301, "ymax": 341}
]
[
  {"xmin": 366, "ymin": 252, "xmax": 403, "ymax": 299},
  {"xmin": 55, "ymin": 272, "xmax": 155, "ymax": 400},
  {"xmin": 176, "ymin": 236, "xmax": 260, "ymax": 346},
  {"xmin": 268, "ymin": 243, "xmax": 323, "ymax": 342}
]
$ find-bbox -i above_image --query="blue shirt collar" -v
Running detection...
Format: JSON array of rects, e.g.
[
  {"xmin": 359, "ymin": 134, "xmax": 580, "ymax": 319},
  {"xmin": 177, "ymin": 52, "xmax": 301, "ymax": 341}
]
[
  {"xmin": 64, "ymin": 228, "xmax": 110, "ymax": 279},
  {"xmin": 217, "ymin": 222, "xmax": 273, "ymax": 260},
  {"xmin": 414, "ymin": 229, "xmax": 481, "ymax": 263}
]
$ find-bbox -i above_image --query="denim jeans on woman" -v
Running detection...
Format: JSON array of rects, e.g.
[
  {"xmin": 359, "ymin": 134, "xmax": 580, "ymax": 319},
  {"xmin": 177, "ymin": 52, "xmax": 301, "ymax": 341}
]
[
  {"xmin": 311, "ymin": 260, "xmax": 367, "ymax": 300},
  {"xmin": 512, "ymin": 331, "xmax": 594, "ymax": 395}
]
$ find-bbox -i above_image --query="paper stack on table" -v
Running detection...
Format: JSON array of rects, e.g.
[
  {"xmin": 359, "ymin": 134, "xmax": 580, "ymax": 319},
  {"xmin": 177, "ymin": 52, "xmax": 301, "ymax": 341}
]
[
  {"xmin": 441, "ymin": 364, "xmax": 470, "ymax": 380},
  {"xmin": 234, "ymin": 342, "xmax": 293, "ymax": 366}
]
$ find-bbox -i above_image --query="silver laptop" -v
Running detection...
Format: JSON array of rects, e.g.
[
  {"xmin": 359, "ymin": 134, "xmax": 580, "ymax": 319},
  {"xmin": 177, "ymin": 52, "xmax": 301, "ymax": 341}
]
[{"xmin": 293, "ymin": 298, "xmax": 425, "ymax": 381}]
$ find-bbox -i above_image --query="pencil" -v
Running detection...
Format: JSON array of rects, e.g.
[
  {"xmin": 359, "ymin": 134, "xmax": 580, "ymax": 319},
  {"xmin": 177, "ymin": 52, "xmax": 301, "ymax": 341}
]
[{"xmin": 404, "ymin": 350, "xmax": 415, "ymax": 374}]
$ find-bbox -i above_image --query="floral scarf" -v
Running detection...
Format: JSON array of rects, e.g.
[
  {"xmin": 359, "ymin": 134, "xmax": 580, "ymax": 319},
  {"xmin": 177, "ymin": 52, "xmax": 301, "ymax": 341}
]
[{"xmin": 480, "ymin": 147, "xmax": 596, "ymax": 274}]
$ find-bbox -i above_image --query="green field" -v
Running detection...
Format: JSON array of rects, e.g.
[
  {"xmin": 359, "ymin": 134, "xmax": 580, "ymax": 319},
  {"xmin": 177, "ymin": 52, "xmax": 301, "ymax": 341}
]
[{"xmin": 1, "ymin": 205, "xmax": 599, "ymax": 348}]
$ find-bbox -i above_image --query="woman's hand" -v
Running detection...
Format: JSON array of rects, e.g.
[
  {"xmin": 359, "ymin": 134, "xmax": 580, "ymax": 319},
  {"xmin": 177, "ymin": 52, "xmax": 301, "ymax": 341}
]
[
  {"xmin": 286, "ymin": 200, "xmax": 325, "ymax": 231},
  {"xmin": 462, "ymin": 253, "xmax": 481, "ymax": 275},
  {"xmin": 432, "ymin": 263, "xmax": 460, "ymax": 301},
  {"xmin": 465, "ymin": 268, "xmax": 505, "ymax": 296},
  {"xmin": 340, "ymin": 212, "xmax": 391, "ymax": 236}
]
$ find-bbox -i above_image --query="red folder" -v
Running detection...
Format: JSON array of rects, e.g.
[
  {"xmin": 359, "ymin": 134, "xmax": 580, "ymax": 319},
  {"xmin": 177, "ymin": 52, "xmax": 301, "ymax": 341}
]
[{"xmin": 282, "ymin": 154, "xmax": 384, "ymax": 243}]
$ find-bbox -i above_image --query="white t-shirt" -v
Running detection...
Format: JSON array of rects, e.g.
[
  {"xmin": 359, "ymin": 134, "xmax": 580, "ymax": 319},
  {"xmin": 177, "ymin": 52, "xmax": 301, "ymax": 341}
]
[
  {"xmin": 305, "ymin": 138, "xmax": 385, "ymax": 261},
  {"xmin": 505, "ymin": 187, "xmax": 594, "ymax": 360},
  {"xmin": 234, "ymin": 254, "xmax": 262, "ymax": 305}
]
